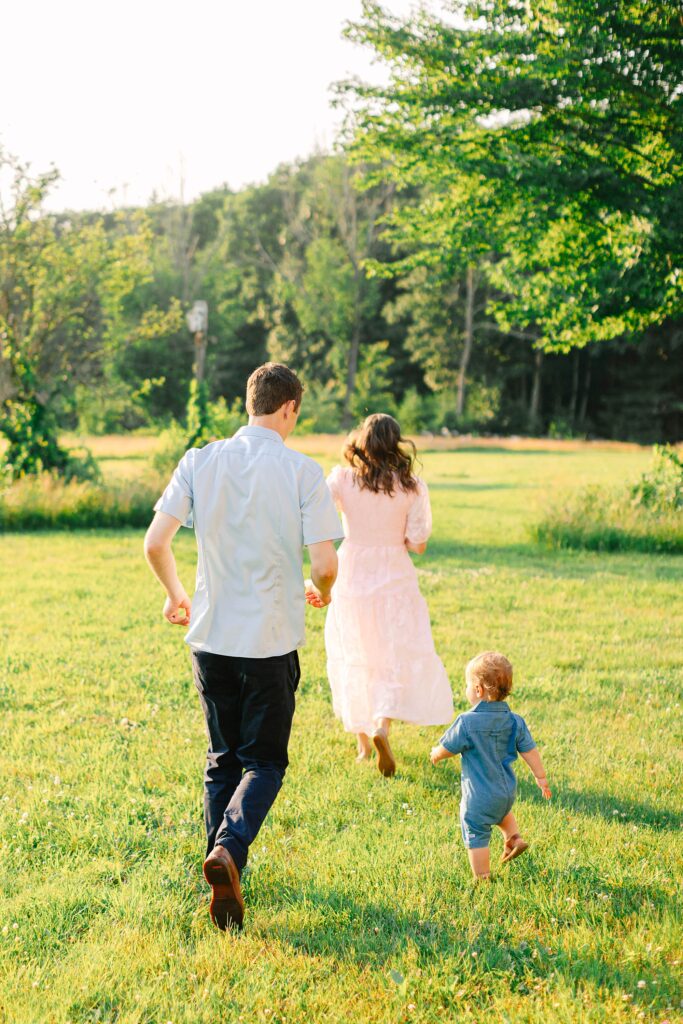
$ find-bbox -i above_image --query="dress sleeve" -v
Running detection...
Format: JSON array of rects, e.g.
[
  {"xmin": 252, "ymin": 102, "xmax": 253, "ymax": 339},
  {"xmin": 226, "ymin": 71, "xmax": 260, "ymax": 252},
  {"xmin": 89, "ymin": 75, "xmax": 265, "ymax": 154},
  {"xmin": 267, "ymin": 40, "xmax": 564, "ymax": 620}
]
[
  {"xmin": 153, "ymin": 449, "xmax": 195, "ymax": 528},
  {"xmin": 326, "ymin": 465, "xmax": 345, "ymax": 506},
  {"xmin": 439, "ymin": 715, "xmax": 469, "ymax": 755},
  {"xmin": 301, "ymin": 464, "xmax": 345, "ymax": 546},
  {"xmin": 514, "ymin": 715, "xmax": 537, "ymax": 753},
  {"xmin": 405, "ymin": 478, "xmax": 433, "ymax": 545}
]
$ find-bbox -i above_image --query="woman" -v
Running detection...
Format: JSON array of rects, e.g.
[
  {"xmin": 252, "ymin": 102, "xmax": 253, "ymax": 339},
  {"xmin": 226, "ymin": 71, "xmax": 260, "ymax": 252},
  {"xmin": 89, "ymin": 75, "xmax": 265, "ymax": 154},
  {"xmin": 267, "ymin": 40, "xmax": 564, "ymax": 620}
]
[{"xmin": 311, "ymin": 413, "xmax": 453, "ymax": 777}]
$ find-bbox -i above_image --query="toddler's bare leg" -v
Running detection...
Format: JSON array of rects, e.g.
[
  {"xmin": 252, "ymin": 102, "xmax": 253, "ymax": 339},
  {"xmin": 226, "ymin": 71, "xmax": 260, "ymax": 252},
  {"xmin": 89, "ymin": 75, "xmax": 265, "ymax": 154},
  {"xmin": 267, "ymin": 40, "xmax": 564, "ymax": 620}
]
[
  {"xmin": 497, "ymin": 812, "xmax": 520, "ymax": 841},
  {"xmin": 374, "ymin": 716, "xmax": 392, "ymax": 735},
  {"xmin": 467, "ymin": 847, "xmax": 491, "ymax": 879},
  {"xmin": 498, "ymin": 811, "xmax": 529, "ymax": 864}
]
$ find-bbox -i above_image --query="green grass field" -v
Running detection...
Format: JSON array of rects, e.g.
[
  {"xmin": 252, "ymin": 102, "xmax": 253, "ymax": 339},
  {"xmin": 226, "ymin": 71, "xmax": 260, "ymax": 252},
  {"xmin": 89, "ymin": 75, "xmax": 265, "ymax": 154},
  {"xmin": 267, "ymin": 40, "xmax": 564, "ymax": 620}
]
[{"xmin": 1, "ymin": 443, "xmax": 681, "ymax": 1024}]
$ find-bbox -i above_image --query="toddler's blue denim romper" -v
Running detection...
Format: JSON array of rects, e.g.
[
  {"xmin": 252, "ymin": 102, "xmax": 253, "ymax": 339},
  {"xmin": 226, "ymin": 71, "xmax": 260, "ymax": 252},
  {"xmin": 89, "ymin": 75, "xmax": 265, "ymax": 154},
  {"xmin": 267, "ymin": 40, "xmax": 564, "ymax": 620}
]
[{"xmin": 439, "ymin": 701, "xmax": 536, "ymax": 849}]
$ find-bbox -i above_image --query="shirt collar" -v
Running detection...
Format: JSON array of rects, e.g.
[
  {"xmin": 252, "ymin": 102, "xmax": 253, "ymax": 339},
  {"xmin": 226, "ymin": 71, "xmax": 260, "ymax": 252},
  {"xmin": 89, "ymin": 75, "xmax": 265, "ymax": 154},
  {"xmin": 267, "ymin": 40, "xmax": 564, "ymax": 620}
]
[
  {"xmin": 472, "ymin": 700, "xmax": 510, "ymax": 713},
  {"xmin": 235, "ymin": 425, "xmax": 284, "ymax": 444}
]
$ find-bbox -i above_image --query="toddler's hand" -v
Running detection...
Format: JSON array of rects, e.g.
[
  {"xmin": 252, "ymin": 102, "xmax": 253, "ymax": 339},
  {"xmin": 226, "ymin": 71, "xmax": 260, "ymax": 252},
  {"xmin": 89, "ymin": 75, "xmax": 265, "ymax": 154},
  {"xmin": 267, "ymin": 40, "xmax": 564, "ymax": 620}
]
[
  {"xmin": 535, "ymin": 776, "xmax": 552, "ymax": 799},
  {"xmin": 430, "ymin": 746, "xmax": 442, "ymax": 766}
]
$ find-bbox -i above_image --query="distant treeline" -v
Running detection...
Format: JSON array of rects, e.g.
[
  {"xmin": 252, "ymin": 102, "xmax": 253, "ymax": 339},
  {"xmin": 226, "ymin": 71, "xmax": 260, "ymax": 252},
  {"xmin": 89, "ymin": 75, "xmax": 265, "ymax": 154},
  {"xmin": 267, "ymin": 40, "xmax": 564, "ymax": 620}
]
[
  {"xmin": 64, "ymin": 150, "xmax": 679, "ymax": 443},
  {"xmin": 32, "ymin": 149, "xmax": 673, "ymax": 444},
  {"xmin": 1, "ymin": 0, "xmax": 681, "ymax": 472}
]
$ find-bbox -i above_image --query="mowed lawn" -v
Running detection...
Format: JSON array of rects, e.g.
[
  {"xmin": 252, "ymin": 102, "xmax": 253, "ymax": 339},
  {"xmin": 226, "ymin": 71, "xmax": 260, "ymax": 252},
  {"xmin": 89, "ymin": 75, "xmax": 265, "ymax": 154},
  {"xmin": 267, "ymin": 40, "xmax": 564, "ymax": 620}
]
[{"xmin": 0, "ymin": 444, "xmax": 681, "ymax": 1024}]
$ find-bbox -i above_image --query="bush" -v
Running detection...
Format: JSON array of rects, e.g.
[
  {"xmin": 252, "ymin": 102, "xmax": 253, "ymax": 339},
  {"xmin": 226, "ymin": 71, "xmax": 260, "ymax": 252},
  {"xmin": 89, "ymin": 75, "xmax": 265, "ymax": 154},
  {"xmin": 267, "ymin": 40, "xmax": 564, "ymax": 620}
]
[
  {"xmin": 532, "ymin": 446, "xmax": 683, "ymax": 554},
  {"xmin": 153, "ymin": 397, "xmax": 245, "ymax": 474},
  {"xmin": 631, "ymin": 445, "xmax": 682, "ymax": 512},
  {"xmin": 0, "ymin": 473, "xmax": 162, "ymax": 531}
]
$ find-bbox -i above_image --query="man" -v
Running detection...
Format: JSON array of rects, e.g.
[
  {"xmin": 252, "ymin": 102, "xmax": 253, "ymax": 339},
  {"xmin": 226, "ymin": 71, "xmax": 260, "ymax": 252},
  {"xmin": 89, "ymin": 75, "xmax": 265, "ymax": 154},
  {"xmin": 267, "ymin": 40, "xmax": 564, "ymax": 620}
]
[{"xmin": 144, "ymin": 363, "xmax": 343, "ymax": 930}]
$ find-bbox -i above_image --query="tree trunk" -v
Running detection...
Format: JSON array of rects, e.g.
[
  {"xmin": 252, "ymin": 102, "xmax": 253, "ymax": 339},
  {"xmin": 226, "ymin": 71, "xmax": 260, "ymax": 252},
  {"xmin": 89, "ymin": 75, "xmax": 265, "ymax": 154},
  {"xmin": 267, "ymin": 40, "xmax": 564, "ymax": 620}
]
[
  {"xmin": 528, "ymin": 348, "xmax": 543, "ymax": 432},
  {"xmin": 578, "ymin": 350, "xmax": 592, "ymax": 426},
  {"xmin": 193, "ymin": 330, "xmax": 207, "ymax": 384},
  {"xmin": 342, "ymin": 327, "xmax": 361, "ymax": 429},
  {"xmin": 570, "ymin": 349, "xmax": 580, "ymax": 427},
  {"xmin": 456, "ymin": 265, "xmax": 475, "ymax": 420}
]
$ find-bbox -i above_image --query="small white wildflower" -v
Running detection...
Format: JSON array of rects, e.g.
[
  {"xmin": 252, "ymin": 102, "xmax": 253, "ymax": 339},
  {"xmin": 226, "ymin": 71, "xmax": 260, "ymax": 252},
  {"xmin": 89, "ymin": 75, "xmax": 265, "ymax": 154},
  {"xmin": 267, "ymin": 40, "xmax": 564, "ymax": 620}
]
[{"xmin": 637, "ymin": 980, "xmax": 646, "ymax": 989}]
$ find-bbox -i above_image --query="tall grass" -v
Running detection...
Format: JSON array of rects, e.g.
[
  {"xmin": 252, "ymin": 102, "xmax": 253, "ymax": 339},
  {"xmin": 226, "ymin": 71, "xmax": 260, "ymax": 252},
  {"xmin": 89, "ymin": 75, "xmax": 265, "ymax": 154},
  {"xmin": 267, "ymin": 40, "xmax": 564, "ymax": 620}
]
[
  {"xmin": 532, "ymin": 446, "xmax": 683, "ymax": 554},
  {"xmin": 0, "ymin": 473, "xmax": 161, "ymax": 531}
]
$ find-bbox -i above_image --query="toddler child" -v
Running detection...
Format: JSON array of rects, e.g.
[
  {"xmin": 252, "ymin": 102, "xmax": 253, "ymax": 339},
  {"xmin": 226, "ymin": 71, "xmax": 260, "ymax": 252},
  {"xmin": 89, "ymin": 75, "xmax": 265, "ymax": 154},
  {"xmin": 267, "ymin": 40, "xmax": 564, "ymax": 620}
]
[{"xmin": 430, "ymin": 651, "xmax": 551, "ymax": 880}]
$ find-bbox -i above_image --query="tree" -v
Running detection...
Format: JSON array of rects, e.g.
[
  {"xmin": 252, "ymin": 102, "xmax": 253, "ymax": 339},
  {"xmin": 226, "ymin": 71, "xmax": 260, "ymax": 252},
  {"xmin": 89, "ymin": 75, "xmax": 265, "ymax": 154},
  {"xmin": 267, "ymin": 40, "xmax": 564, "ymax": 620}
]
[
  {"xmin": 342, "ymin": 0, "xmax": 683, "ymax": 351},
  {"xmin": 265, "ymin": 156, "xmax": 395, "ymax": 427},
  {"xmin": 0, "ymin": 154, "xmax": 181, "ymax": 476}
]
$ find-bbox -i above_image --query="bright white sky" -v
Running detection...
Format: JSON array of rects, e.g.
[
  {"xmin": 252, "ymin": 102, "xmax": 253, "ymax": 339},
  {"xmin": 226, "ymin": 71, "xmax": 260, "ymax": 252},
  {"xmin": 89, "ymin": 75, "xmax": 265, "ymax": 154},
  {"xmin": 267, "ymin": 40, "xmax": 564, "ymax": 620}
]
[{"xmin": 2, "ymin": 0, "xmax": 422, "ymax": 212}]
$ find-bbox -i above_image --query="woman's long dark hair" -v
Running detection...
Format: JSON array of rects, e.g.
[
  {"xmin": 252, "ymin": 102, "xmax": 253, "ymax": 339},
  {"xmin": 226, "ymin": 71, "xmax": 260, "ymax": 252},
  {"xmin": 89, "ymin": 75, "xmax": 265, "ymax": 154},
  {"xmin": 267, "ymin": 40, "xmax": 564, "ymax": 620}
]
[{"xmin": 343, "ymin": 414, "xmax": 419, "ymax": 495}]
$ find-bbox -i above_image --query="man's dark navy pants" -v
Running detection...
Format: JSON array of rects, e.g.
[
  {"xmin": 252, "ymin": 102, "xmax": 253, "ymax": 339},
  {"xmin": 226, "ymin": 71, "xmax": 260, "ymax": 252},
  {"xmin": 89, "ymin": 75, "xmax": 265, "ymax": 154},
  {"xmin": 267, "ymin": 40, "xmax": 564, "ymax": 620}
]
[{"xmin": 191, "ymin": 649, "xmax": 300, "ymax": 872}]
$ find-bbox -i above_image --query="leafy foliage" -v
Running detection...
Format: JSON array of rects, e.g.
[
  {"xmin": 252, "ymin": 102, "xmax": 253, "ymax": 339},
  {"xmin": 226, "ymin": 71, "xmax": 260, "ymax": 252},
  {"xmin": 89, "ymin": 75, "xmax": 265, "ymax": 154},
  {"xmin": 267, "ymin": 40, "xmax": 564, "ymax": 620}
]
[{"xmin": 342, "ymin": 0, "xmax": 683, "ymax": 349}]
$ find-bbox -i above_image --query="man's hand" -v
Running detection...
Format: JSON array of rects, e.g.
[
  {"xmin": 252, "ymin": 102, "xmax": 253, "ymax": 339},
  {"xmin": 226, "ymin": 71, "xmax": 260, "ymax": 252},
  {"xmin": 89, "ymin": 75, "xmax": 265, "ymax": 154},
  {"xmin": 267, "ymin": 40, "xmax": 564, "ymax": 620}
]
[
  {"xmin": 163, "ymin": 592, "xmax": 192, "ymax": 625},
  {"xmin": 535, "ymin": 776, "xmax": 552, "ymax": 799},
  {"xmin": 304, "ymin": 579, "xmax": 331, "ymax": 609}
]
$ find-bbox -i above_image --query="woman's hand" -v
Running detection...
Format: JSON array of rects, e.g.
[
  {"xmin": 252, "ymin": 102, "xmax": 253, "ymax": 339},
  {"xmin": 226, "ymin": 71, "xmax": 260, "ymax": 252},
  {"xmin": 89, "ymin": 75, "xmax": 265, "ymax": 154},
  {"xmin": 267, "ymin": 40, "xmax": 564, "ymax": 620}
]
[{"xmin": 304, "ymin": 579, "xmax": 331, "ymax": 608}]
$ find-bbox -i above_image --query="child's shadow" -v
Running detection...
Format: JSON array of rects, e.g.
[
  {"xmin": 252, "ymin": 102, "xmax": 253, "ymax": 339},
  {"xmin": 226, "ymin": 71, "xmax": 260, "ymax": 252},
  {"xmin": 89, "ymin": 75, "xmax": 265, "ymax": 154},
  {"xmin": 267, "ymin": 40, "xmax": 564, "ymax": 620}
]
[{"xmin": 517, "ymin": 777, "xmax": 683, "ymax": 832}]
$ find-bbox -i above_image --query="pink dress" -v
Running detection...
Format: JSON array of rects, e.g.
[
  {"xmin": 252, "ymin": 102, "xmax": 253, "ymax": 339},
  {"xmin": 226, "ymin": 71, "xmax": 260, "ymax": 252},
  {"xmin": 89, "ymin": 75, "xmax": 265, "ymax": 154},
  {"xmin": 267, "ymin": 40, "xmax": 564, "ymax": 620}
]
[{"xmin": 324, "ymin": 466, "xmax": 454, "ymax": 735}]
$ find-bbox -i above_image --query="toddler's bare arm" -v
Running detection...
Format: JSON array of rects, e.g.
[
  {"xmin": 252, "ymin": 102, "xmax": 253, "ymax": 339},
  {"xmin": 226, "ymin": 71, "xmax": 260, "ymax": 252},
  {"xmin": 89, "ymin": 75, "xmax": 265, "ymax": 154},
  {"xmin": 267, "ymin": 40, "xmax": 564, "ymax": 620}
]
[
  {"xmin": 521, "ymin": 748, "xmax": 551, "ymax": 798},
  {"xmin": 430, "ymin": 743, "xmax": 453, "ymax": 765}
]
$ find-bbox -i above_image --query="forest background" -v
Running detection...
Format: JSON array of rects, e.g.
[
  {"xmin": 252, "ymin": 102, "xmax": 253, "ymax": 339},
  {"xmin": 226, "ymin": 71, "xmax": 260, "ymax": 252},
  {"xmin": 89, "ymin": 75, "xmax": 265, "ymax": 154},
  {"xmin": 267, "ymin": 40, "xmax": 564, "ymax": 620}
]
[{"xmin": 1, "ymin": 0, "xmax": 681, "ymax": 486}]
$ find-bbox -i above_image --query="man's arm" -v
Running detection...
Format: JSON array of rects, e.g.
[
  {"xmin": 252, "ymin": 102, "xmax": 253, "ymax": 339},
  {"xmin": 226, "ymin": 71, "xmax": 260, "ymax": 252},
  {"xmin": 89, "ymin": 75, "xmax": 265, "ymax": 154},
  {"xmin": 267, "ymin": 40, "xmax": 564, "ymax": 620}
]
[
  {"xmin": 143, "ymin": 511, "xmax": 192, "ymax": 625},
  {"xmin": 304, "ymin": 540, "xmax": 338, "ymax": 608}
]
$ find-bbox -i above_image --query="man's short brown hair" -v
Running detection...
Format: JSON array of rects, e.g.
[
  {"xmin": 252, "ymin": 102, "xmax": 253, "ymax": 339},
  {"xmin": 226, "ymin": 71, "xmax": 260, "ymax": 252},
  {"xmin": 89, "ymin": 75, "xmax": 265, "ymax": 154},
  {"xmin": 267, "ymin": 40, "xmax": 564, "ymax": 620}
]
[
  {"xmin": 246, "ymin": 363, "xmax": 304, "ymax": 416},
  {"xmin": 466, "ymin": 651, "xmax": 513, "ymax": 701}
]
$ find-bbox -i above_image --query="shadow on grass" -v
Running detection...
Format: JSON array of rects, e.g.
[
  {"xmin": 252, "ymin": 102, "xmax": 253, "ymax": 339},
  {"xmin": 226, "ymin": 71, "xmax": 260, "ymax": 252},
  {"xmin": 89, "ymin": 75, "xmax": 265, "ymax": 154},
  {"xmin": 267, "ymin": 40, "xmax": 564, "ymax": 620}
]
[
  {"xmin": 423, "ymin": 447, "xmax": 576, "ymax": 457},
  {"xmin": 250, "ymin": 869, "xmax": 676, "ymax": 1007},
  {"xmin": 429, "ymin": 482, "xmax": 526, "ymax": 492},
  {"xmin": 516, "ymin": 778, "xmax": 683, "ymax": 832},
  {"xmin": 423, "ymin": 538, "xmax": 683, "ymax": 581}
]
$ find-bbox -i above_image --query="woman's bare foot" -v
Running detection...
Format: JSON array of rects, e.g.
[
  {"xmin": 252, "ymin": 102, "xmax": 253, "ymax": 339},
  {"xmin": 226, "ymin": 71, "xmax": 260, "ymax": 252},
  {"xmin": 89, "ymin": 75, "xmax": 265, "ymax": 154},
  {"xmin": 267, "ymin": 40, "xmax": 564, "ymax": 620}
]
[
  {"xmin": 372, "ymin": 728, "xmax": 396, "ymax": 777},
  {"xmin": 356, "ymin": 732, "xmax": 372, "ymax": 762}
]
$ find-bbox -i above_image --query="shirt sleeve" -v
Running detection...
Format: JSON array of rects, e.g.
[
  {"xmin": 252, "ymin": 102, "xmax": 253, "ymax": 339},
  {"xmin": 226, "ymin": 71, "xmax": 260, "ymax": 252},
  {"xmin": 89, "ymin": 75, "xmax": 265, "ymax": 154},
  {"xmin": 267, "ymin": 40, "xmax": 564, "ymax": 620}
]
[
  {"xmin": 326, "ymin": 465, "xmax": 344, "ymax": 506},
  {"xmin": 301, "ymin": 464, "xmax": 345, "ymax": 546},
  {"xmin": 439, "ymin": 715, "xmax": 469, "ymax": 755},
  {"xmin": 514, "ymin": 715, "xmax": 537, "ymax": 753},
  {"xmin": 153, "ymin": 449, "xmax": 195, "ymax": 529},
  {"xmin": 405, "ymin": 478, "xmax": 433, "ymax": 545}
]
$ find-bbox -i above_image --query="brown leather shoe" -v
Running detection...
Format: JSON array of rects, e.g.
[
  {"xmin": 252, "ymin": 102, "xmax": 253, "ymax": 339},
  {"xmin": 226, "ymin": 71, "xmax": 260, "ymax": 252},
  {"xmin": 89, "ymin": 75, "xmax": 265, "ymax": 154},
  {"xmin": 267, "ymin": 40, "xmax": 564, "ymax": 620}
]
[
  {"xmin": 202, "ymin": 845, "xmax": 244, "ymax": 930},
  {"xmin": 501, "ymin": 834, "xmax": 529, "ymax": 864},
  {"xmin": 372, "ymin": 728, "xmax": 396, "ymax": 778}
]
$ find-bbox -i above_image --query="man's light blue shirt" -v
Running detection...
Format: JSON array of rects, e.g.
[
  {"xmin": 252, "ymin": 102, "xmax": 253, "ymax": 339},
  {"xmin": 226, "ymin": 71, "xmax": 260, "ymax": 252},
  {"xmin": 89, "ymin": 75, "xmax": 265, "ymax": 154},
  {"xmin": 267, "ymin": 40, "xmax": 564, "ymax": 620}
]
[{"xmin": 154, "ymin": 425, "xmax": 344, "ymax": 658}]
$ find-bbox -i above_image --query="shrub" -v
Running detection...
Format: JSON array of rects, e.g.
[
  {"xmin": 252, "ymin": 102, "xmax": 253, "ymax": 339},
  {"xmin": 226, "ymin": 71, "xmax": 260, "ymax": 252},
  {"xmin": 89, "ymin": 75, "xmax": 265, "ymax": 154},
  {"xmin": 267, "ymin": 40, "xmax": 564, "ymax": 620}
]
[
  {"xmin": 532, "ymin": 446, "xmax": 683, "ymax": 554},
  {"xmin": 153, "ymin": 397, "xmax": 245, "ymax": 474},
  {"xmin": 0, "ymin": 473, "xmax": 162, "ymax": 531},
  {"xmin": 631, "ymin": 445, "xmax": 682, "ymax": 512}
]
